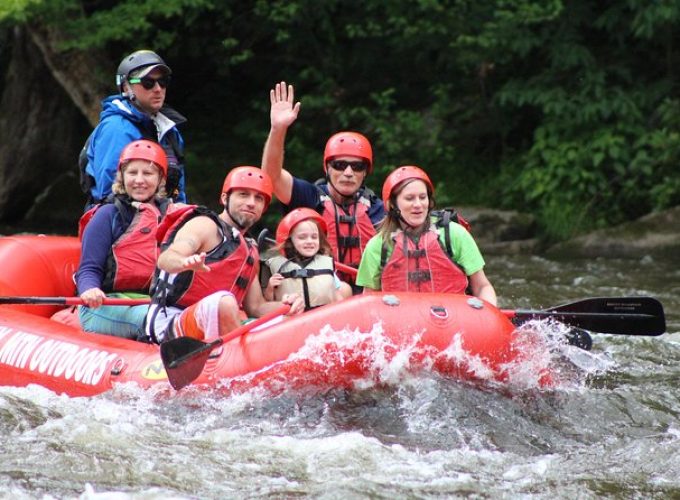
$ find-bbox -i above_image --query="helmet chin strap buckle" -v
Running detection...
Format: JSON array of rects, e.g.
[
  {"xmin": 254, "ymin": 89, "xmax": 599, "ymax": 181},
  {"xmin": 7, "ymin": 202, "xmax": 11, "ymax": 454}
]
[{"xmin": 120, "ymin": 85, "xmax": 136, "ymax": 102}]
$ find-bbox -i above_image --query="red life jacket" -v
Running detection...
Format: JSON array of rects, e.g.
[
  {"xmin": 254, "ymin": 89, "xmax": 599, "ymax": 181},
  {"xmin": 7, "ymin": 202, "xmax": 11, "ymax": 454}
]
[
  {"xmin": 151, "ymin": 205, "xmax": 258, "ymax": 309},
  {"xmin": 78, "ymin": 196, "xmax": 169, "ymax": 293},
  {"xmin": 380, "ymin": 227, "xmax": 469, "ymax": 294},
  {"xmin": 318, "ymin": 185, "xmax": 377, "ymax": 270}
]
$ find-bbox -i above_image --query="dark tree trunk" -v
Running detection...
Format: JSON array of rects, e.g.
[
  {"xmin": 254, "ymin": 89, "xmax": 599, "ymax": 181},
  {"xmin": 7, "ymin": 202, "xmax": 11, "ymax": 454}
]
[
  {"xmin": 0, "ymin": 27, "xmax": 91, "ymax": 232},
  {"xmin": 26, "ymin": 23, "xmax": 108, "ymax": 126}
]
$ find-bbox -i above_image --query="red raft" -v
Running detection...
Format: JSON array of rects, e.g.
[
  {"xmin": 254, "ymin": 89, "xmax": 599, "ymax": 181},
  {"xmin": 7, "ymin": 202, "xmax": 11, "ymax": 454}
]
[{"xmin": 0, "ymin": 235, "xmax": 524, "ymax": 397}]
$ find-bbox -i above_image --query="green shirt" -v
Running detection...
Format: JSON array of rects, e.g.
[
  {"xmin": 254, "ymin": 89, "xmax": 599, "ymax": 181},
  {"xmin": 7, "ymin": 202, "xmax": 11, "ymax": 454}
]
[{"xmin": 355, "ymin": 222, "xmax": 485, "ymax": 290}]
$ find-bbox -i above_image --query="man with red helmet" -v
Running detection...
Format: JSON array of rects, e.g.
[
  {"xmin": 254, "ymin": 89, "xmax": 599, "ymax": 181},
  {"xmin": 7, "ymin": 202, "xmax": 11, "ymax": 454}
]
[
  {"xmin": 80, "ymin": 49, "xmax": 187, "ymax": 209},
  {"xmin": 261, "ymin": 82, "xmax": 385, "ymax": 289},
  {"xmin": 356, "ymin": 166, "xmax": 497, "ymax": 305},
  {"xmin": 144, "ymin": 166, "xmax": 304, "ymax": 344}
]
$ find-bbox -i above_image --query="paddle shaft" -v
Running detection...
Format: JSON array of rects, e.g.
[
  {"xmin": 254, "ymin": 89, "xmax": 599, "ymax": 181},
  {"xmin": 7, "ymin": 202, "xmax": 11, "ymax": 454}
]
[
  {"xmin": 335, "ymin": 261, "xmax": 358, "ymax": 277},
  {"xmin": 0, "ymin": 296, "xmax": 150, "ymax": 306},
  {"xmin": 221, "ymin": 303, "xmax": 291, "ymax": 344}
]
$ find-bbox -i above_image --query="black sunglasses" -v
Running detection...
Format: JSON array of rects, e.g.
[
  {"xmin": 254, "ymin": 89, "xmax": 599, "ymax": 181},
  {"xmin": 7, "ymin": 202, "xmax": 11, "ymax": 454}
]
[
  {"xmin": 328, "ymin": 160, "xmax": 368, "ymax": 173},
  {"xmin": 128, "ymin": 76, "xmax": 171, "ymax": 90}
]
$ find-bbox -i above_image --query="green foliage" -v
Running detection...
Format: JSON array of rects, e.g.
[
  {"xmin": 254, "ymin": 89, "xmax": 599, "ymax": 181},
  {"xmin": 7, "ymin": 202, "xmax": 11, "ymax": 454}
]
[
  {"xmin": 0, "ymin": 0, "xmax": 44, "ymax": 23},
  {"xmin": 462, "ymin": 0, "xmax": 680, "ymax": 239}
]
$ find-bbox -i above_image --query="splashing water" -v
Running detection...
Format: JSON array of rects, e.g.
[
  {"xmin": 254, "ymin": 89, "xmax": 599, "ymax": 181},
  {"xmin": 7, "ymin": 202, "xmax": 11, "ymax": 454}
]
[{"xmin": 2, "ymin": 253, "xmax": 678, "ymax": 498}]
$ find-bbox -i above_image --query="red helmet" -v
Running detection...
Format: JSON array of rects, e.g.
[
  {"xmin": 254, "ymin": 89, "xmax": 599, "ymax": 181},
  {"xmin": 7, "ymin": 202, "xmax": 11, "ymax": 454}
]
[
  {"xmin": 382, "ymin": 165, "xmax": 434, "ymax": 207},
  {"xmin": 275, "ymin": 208, "xmax": 327, "ymax": 253},
  {"xmin": 221, "ymin": 166, "xmax": 273, "ymax": 208},
  {"xmin": 323, "ymin": 131, "xmax": 373, "ymax": 174},
  {"xmin": 118, "ymin": 140, "xmax": 168, "ymax": 178}
]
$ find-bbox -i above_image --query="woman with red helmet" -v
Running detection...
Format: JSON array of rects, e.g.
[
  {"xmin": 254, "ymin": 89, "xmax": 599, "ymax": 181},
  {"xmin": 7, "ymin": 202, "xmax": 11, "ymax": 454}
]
[
  {"xmin": 356, "ymin": 166, "xmax": 497, "ymax": 305},
  {"xmin": 262, "ymin": 208, "xmax": 352, "ymax": 310},
  {"xmin": 260, "ymin": 82, "xmax": 385, "ymax": 290},
  {"xmin": 76, "ymin": 140, "xmax": 172, "ymax": 339}
]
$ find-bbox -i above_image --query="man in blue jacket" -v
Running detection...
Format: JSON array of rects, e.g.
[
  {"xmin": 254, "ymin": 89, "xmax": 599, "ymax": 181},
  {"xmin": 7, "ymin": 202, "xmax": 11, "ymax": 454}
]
[{"xmin": 80, "ymin": 50, "xmax": 187, "ymax": 207}]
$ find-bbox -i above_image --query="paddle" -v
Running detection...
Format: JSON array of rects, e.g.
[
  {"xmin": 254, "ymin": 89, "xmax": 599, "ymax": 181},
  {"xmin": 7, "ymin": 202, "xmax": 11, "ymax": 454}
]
[
  {"xmin": 501, "ymin": 296, "xmax": 666, "ymax": 336},
  {"xmin": 0, "ymin": 296, "xmax": 150, "ymax": 306},
  {"xmin": 256, "ymin": 228, "xmax": 358, "ymax": 277},
  {"xmin": 160, "ymin": 304, "xmax": 291, "ymax": 390}
]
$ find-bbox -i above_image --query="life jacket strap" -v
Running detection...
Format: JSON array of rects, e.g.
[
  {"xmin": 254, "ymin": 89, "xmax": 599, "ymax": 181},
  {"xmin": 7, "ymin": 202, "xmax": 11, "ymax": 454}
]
[{"xmin": 279, "ymin": 268, "xmax": 334, "ymax": 279}]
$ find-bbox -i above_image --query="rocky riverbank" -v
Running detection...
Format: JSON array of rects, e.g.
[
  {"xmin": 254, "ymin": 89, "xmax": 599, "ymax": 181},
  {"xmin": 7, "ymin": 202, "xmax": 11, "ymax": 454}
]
[
  {"xmin": 546, "ymin": 205, "xmax": 680, "ymax": 261},
  {"xmin": 460, "ymin": 205, "xmax": 680, "ymax": 261}
]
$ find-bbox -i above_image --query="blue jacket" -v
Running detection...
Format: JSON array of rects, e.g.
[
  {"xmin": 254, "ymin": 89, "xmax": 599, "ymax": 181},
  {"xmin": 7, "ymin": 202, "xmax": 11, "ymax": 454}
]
[{"xmin": 84, "ymin": 95, "xmax": 187, "ymax": 204}]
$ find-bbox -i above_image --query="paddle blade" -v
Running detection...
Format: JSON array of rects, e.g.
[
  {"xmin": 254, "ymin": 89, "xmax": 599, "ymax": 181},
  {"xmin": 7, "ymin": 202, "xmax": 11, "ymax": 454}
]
[
  {"xmin": 548, "ymin": 296, "xmax": 666, "ymax": 336},
  {"xmin": 160, "ymin": 337, "xmax": 223, "ymax": 390},
  {"xmin": 159, "ymin": 304, "xmax": 290, "ymax": 391},
  {"xmin": 508, "ymin": 296, "xmax": 666, "ymax": 336}
]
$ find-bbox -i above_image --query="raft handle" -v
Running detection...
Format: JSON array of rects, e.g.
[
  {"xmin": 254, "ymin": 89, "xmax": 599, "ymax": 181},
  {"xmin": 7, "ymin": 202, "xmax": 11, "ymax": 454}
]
[{"xmin": 430, "ymin": 306, "xmax": 449, "ymax": 319}]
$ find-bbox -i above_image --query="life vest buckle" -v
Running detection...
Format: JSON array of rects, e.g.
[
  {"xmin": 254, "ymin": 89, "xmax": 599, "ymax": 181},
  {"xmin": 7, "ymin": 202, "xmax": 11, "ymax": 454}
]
[
  {"xmin": 408, "ymin": 270, "xmax": 431, "ymax": 283},
  {"xmin": 291, "ymin": 269, "xmax": 310, "ymax": 278},
  {"xmin": 338, "ymin": 236, "xmax": 360, "ymax": 248},
  {"xmin": 338, "ymin": 214, "xmax": 355, "ymax": 224}
]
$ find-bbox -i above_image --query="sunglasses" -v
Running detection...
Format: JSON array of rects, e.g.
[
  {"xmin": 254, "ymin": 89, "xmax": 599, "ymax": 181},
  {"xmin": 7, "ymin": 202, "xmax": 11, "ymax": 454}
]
[
  {"xmin": 128, "ymin": 76, "xmax": 171, "ymax": 90},
  {"xmin": 328, "ymin": 160, "xmax": 369, "ymax": 173}
]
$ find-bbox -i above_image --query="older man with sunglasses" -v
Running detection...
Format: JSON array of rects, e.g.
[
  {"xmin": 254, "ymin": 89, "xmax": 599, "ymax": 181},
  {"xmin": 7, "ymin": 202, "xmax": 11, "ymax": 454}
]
[
  {"xmin": 261, "ymin": 82, "xmax": 386, "ymax": 290},
  {"xmin": 79, "ymin": 49, "xmax": 188, "ymax": 209}
]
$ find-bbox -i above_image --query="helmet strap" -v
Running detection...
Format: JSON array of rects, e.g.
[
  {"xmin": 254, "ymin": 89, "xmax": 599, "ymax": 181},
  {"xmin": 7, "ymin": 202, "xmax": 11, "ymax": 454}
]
[
  {"xmin": 389, "ymin": 205, "xmax": 402, "ymax": 220},
  {"xmin": 390, "ymin": 204, "xmax": 426, "ymax": 231},
  {"xmin": 224, "ymin": 195, "xmax": 247, "ymax": 231},
  {"xmin": 122, "ymin": 81, "xmax": 136, "ymax": 102}
]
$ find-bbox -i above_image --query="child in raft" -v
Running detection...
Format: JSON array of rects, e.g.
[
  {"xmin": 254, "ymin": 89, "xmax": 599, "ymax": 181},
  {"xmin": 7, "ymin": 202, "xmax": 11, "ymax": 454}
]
[{"xmin": 263, "ymin": 208, "xmax": 352, "ymax": 310}]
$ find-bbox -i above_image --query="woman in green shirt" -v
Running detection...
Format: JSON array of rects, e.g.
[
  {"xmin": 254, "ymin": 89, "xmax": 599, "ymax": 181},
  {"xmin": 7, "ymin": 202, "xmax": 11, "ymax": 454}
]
[{"xmin": 356, "ymin": 165, "xmax": 496, "ymax": 305}]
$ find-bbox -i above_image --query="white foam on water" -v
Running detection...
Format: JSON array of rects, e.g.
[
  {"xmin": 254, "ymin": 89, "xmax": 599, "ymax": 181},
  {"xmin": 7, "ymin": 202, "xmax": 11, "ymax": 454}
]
[
  {"xmin": 0, "ymin": 317, "xmax": 629, "ymax": 499},
  {"xmin": 501, "ymin": 320, "xmax": 615, "ymax": 390}
]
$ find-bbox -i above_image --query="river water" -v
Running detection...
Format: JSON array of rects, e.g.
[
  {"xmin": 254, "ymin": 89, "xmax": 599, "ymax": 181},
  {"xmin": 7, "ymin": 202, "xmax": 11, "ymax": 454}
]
[{"xmin": 1, "ymin": 254, "xmax": 678, "ymax": 499}]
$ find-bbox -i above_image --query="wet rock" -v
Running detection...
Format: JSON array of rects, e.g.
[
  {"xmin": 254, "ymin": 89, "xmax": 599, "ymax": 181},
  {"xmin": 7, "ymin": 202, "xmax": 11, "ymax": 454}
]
[
  {"xmin": 546, "ymin": 205, "xmax": 680, "ymax": 260},
  {"xmin": 457, "ymin": 207, "xmax": 541, "ymax": 255}
]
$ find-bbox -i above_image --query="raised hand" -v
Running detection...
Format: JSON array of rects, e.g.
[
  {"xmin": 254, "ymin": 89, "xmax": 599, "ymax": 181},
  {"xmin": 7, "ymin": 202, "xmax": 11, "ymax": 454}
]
[{"xmin": 270, "ymin": 81, "xmax": 301, "ymax": 129}]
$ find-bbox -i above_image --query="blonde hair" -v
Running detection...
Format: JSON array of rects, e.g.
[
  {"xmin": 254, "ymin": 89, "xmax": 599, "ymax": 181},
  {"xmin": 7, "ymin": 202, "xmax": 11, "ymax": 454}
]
[{"xmin": 111, "ymin": 160, "xmax": 167, "ymax": 198}]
